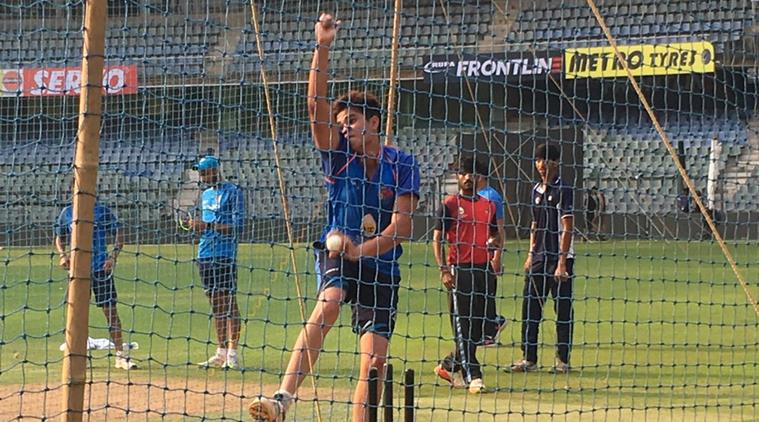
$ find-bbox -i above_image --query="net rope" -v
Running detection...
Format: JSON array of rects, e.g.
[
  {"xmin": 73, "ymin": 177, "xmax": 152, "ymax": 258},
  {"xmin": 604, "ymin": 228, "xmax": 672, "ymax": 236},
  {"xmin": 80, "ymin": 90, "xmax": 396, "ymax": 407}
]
[{"xmin": 0, "ymin": 1, "xmax": 756, "ymax": 421}]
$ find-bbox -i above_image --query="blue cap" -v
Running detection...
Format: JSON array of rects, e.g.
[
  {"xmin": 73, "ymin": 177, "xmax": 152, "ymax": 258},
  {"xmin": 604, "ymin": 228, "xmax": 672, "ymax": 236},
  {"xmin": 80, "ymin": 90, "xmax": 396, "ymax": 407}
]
[{"xmin": 193, "ymin": 155, "xmax": 220, "ymax": 171}]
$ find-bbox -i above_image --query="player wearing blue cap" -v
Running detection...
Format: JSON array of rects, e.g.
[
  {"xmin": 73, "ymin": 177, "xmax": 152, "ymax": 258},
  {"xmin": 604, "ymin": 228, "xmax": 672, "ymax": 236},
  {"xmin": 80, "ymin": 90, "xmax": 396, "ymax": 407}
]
[
  {"xmin": 250, "ymin": 13, "xmax": 420, "ymax": 422},
  {"xmin": 184, "ymin": 154, "xmax": 246, "ymax": 370}
]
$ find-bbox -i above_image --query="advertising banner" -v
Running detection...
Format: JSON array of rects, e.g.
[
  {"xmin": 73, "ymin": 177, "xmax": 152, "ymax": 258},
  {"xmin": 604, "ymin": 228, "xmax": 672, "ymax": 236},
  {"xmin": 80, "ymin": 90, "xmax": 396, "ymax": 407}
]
[
  {"xmin": 564, "ymin": 41, "xmax": 715, "ymax": 79},
  {"xmin": 423, "ymin": 52, "xmax": 562, "ymax": 82},
  {"xmin": 15, "ymin": 65, "xmax": 139, "ymax": 96}
]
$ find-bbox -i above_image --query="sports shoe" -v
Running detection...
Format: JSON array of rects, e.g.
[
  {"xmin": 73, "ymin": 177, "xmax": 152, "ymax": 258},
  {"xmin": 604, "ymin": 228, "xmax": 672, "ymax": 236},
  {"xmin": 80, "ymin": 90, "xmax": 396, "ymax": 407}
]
[
  {"xmin": 468, "ymin": 378, "xmax": 486, "ymax": 394},
  {"xmin": 198, "ymin": 353, "xmax": 226, "ymax": 368},
  {"xmin": 222, "ymin": 353, "xmax": 239, "ymax": 370},
  {"xmin": 481, "ymin": 316, "xmax": 508, "ymax": 347},
  {"xmin": 434, "ymin": 364, "xmax": 467, "ymax": 389},
  {"xmin": 114, "ymin": 355, "xmax": 138, "ymax": 370},
  {"xmin": 550, "ymin": 358, "xmax": 570, "ymax": 374},
  {"xmin": 248, "ymin": 392, "xmax": 291, "ymax": 422},
  {"xmin": 509, "ymin": 359, "xmax": 537, "ymax": 373}
]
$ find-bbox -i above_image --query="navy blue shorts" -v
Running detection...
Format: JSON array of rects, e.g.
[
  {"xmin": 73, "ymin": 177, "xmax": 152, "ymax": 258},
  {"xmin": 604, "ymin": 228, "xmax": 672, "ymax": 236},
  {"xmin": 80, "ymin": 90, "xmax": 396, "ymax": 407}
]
[
  {"xmin": 91, "ymin": 270, "xmax": 118, "ymax": 307},
  {"xmin": 316, "ymin": 250, "xmax": 400, "ymax": 339},
  {"xmin": 198, "ymin": 258, "xmax": 237, "ymax": 295}
]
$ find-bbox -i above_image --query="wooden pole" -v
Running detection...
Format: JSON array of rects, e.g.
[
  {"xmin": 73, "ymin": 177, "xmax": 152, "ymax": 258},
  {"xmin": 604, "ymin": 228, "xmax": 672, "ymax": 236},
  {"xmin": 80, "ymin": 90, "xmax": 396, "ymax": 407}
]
[
  {"xmin": 384, "ymin": 0, "xmax": 402, "ymax": 146},
  {"xmin": 61, "ymin": 1, "xmax": 107, "ymax": 421}
]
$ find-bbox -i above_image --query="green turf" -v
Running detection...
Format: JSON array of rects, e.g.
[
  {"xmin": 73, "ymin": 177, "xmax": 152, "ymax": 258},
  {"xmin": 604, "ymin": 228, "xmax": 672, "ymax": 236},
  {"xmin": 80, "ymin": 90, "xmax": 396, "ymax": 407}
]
[{"xmin": 1, "ymin": 240, "xmax": 757, "ymax": 420}]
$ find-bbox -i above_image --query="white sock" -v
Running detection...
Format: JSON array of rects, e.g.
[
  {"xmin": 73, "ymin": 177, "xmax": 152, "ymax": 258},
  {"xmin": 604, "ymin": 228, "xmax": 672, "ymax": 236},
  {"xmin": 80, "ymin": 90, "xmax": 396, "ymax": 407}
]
[
  {"xmin": 274, "ymin": 389, "xmax": 295, "ymax": 410},
  {"xmin": 216, "ymin": 347, "xmax": 227, "ymax": 357},
  {"xmin": 227, "ymin": 348, "xmax": 237, "ymax": 359}
]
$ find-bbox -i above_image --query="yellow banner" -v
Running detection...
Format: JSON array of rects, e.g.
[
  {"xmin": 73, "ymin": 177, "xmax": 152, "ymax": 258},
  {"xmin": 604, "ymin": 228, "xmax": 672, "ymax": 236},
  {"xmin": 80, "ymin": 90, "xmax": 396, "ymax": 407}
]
[{"xmin": 564, "ymin": 41, "xmax": 715, "ymax": 79}]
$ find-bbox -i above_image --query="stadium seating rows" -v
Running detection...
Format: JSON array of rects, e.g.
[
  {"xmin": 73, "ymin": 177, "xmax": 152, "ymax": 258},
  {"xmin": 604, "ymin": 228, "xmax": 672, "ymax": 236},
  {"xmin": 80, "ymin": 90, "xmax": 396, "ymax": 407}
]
[
  {"xmin": 1, "ymin": 1, "xmax": 756, "ymax": 224},
  {"xmin": 1, "ymin": 119, "xmax": 754, "ymax": 228},
  {"xmin": 0, "ymin": 131, "xmax": 194, "ymax": 226},
  {"xmin": 1, "ymin": 1, "xmax": 754, "ymax": 78},
  {"xmin": 508, "ymin": 0, "xmax": 753, "ymax": 45},
  {"xmin": 0, "ymin": 19, "xmax": 219, "ymax": 76},
  {"xmin": 215, "ymin": 128, "xmax": 457, "ymax": 219},
  {"xmin": 0, "ymin": 127, "xmax": 455, "ymax": 225},
  {"xmin": 583, "ymin": 117, "xmax": 754, "ymax": 213},
  {"xmin": 229, "ymin": 4, "xmax": 493, "ymax": 77}
]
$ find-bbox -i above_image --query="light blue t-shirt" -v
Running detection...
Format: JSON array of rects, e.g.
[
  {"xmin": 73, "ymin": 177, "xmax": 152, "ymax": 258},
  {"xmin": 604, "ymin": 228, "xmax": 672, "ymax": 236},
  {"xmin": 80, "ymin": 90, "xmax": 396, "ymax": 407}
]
[
  {"xmin": 319, "ymin": 135, "xmax": 421, "ymax": 277},
  {"xmin": 54, "ymin": 203, "xmax": 120, "ymax": 272},
  {"xmin": 197, "ymin": 181, "xmax": 245, "ymax": 260},
  {"xmin": 478, "ymin": 186, "xmax": 504, "ymax": 220}
]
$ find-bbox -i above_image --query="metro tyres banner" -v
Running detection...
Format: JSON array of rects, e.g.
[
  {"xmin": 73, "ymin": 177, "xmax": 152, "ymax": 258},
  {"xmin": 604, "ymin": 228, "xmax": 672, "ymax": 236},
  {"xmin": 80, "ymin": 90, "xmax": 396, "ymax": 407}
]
[
  {"xmin": 0, "ymin": 65, "xmax": 138, "ymax": 96},
  {"xmin": 422, "ymin": 52, "xmax": 563, "ymax": 82},
  {"xmin": 564, "ymin": 41, "xmax": 715, "ymax": 79}
]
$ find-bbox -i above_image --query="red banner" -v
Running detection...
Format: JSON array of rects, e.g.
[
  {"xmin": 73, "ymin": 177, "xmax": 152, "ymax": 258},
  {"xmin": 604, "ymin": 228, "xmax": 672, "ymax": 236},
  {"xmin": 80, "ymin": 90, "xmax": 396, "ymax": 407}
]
[{"xmin": 19, "ymin": 65, "xmax": 138, "ymax": 96}]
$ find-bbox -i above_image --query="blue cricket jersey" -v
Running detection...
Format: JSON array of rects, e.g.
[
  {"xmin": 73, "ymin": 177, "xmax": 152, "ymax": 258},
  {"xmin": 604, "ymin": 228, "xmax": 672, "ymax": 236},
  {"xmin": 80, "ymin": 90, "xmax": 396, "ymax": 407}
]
[
  {"xmin": 478, "ymin": 186, "xmax": 505, "ymax": 220},
  {"xmin": 320, "ymin": 135, "xmax": 421, "ymax": 277},
  {"xmin": 198, "ymin": 181, "xmax": 245, "ymax": 260},
  {"xmin": 54, "ymin": 203, "xmax": 120, "ymax": 272}
]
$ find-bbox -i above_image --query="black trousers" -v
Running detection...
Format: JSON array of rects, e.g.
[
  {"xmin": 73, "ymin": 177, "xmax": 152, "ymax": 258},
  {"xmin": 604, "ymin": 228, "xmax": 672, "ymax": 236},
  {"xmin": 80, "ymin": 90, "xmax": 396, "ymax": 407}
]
[
  {"xmin": 440, "ymin": 264, "xmax": 494, "ymax": 381},
  {"xmin": 521, "ymin": 259, "xmax": 574, "ymax": 364}
]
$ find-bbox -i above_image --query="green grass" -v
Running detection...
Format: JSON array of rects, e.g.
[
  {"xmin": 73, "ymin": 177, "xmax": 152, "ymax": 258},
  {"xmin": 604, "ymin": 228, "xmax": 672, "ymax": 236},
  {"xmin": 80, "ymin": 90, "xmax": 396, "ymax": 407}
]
[{"xmin": 1, "ymin": 240, "xmax": 757, "ymax": 420}]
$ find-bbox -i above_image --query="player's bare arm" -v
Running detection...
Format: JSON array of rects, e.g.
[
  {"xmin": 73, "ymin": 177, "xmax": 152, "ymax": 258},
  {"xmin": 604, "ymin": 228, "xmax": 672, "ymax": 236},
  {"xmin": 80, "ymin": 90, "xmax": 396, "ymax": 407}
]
[
  {"xmin": 308, "ymin": 13, "xmax": 341, "ymax": 151},
  {"xmin": 54, "ymin": 235, "xmax": 70, "ymax": 270},
  {"xmin": 103, "ymin": 230, "xmax": 124, "ymax": 273},
  {"xmin": 432, "ymin": 229, "xmax": 453, "ymax": 290}
]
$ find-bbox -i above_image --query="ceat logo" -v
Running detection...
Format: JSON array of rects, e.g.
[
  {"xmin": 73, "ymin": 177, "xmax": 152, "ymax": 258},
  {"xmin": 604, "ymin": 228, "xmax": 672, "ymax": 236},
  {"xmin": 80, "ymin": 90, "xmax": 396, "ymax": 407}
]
[{"xmin": 2, "ymin": 70, "xmax": 22, "ymax": 93}]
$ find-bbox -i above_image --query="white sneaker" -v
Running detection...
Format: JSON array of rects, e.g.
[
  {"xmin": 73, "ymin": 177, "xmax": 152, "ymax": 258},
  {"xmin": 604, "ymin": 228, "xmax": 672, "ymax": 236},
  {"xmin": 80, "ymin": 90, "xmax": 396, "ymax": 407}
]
[
  {"xmin": 223, "ymin": 353, "xmax": 239, "ymax": 370},
  {"xmin": 248, "ymin": 391, "xmax": 292, "ymax": 421},
  {"xmin": 115, "ymin": 356, "xmax": 138, "ymax": 370},
  {"xmin": 550, "ymin": 358, "xmax": 570, "ymax": 374},
  {"xmin": 468, "ymin": 378, "xmax": 486, "ymax": 394},
  {"xmin": 198, "ymin": 353, "xmax": 226, "ymax": 368}
]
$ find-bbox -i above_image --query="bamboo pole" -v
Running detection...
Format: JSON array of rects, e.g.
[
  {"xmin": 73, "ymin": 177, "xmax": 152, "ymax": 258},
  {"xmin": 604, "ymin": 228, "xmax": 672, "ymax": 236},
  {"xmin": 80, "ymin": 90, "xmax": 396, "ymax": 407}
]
[
  {"xmin": 246, "ymin": 3, "xmax": 323, "ymax": 420},
  {"xmin": 61, "ymin": 1, "xmax": 107, "ymax": 421},
  {"xmin": 384, "ymin": 0, "xmax": 403, "ymax": 146}
]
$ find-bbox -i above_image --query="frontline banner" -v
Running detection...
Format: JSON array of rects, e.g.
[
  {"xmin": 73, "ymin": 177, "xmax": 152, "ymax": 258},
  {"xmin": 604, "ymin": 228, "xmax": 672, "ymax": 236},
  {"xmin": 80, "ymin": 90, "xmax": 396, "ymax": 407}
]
[
  {"xmin": 422, "ymin": 52, "xmax": 562, "ymax": 82},
  {"xmin": 564, "ymin": 41, "xmax": 715, "ymax": 79}
]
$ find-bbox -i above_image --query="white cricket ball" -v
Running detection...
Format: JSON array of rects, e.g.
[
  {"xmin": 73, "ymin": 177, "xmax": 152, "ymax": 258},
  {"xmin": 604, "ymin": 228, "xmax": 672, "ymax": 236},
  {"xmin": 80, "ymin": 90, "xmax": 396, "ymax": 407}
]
[{"xmin": 325, "ymin": 231, "xmax": 345, "ymax": 253}]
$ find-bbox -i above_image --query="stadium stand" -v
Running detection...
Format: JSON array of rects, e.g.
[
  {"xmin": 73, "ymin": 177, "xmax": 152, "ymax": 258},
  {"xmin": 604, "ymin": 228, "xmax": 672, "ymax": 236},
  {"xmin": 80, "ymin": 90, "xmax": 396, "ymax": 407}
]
[
  {"xmin": 508, "ymin": 0, "xmax": 754, "ymax": 46},
  {"xmin": 395, "ymin": 127, "xmax": 458, "ymax": 211},
  {"xmin": 583, "ymin": 116, "xmax": 753, "ymax": 214},
  {"xmin": 218, "ymin": 133, "xmax": 323, "ymax": 220},
  {"xmin": 0, "ymin": 17, "xmax": 222, "ymax": 77},
  {"xmin": 0, "ymin": 2, "xmax": 498, "ymax": 79},
  {"xmin": 231, "ymin": 2, "xmax": 496, "ymax": 77},
  {"xmin": 213, "ymin": 128, "xmax": 457, "ymax": 219},
  {"xmin": 1, "ymin": 1, "xmax": 755, "ymax": 236},
  {"xmin": 0, "ymin": 128, "xmax": 193, "ymax": 231}
]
